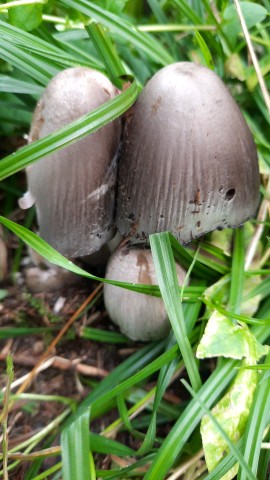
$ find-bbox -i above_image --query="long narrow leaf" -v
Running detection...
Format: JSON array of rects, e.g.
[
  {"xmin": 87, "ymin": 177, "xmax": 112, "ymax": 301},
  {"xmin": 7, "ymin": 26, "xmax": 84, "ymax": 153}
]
[
  {"xmin": 86, "ymin": 23, "xmax": 127, "ymax": 83},
  {"xmin": 150, "ymin": 232, "xmax": 202, "ymax": 391},
  {"xmin": 61, "ymin": 409, "xmax": 91, "ymax": 480},
  {"xmin": 229, "ymin": 228, "xmax": 245, "ymax": 313}
]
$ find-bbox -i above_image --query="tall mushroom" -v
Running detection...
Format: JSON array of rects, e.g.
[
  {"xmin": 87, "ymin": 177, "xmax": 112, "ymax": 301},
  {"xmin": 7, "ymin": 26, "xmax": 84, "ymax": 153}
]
[
  {"xmin": 20, "ymin": 67, "xmax": 122, "ymax": 258},
  {"xmin": 104, "ymin": 62, "xmax": 260, "ymax": 341},
  {"xmin": 116, "ymin": 62, "xmax": 260, "ymax": 244}
]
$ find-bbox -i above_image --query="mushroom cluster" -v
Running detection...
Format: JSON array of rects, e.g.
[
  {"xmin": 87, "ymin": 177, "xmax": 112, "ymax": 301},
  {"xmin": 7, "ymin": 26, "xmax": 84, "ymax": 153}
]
[{"xmin": 21, "ymin": 63, "xmax": 260, "ymax": 341}]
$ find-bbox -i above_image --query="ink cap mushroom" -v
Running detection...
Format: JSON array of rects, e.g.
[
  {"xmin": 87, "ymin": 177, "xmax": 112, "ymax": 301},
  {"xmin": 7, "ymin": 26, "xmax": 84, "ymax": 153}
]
[
  {"xmin": 116, "ymin": 62, "xmax": 260, "ymax": 244},
  {"xmin": 19, "ymin": 67, "xmax": 122, "ymax": 258},
  {"xmin": 104, "ymin": 245, "xmax": 186, "ymax": 341}
]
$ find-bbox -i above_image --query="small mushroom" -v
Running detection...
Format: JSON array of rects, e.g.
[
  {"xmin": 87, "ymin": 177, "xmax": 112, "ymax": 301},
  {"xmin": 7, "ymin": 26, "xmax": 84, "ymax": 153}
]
[
  {"xmin": 116, "ymin": 62, "xmax": 260, "ymax": 244},
  {"xmin": 104, "ymin": 245, "xmax": 186, "ymax": 341},
  {"xmin": 20, "ymin": 67, "xmax": 122, "ymax": 258}
]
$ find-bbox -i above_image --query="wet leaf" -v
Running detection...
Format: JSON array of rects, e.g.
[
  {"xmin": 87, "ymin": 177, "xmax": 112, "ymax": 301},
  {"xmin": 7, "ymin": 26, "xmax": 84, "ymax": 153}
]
[{"xmin": 196, "ymin": 311, "xmax": 269, "ymax": 360}]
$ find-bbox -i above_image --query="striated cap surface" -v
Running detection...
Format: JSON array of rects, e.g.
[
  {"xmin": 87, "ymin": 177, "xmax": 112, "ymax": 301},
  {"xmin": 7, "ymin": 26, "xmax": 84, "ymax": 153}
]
[
  {"xmin": 23, "ymin": 67, "xmax": 122, "ymax": 257},
  {"xmin": 116, "ymin": 62, "xmax": 260, "ymax": 244}
]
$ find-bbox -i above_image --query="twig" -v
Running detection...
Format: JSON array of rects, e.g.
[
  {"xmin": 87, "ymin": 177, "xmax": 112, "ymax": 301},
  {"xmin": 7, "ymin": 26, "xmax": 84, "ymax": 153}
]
[
  {"xmin": 11, "ymin": 283, "xmax": 102, "ymax": 399},
  {"xmin": 0, "ymin": 353, "xmax": 108, "ymax": 393}
]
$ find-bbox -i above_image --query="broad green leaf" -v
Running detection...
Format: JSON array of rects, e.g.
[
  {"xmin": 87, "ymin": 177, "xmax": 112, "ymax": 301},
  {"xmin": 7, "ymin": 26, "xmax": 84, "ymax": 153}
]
[
  {"xmin": 196, "ymin": 310, "xmax": 269, "ymax": 360},
  {"xmin": 201, "ymin": 362, "xmax": 258, "ymax": 479},
  {"xmin": 199, "ymin": 303, "xmax": 268, "ymax": 478},
  {"xmin": 61, "ymin": 409, "xmax": 91, "ymax": 480},
  {"xmin": 222, "ymin": 2, "xmax": 268, "ymax": 47},
  {"xmin": 9, "ymin": 4, "xmax": 43, "ymax": 32},
  {"xmin": 185, "ymin": 379, "xmax": 256, "ymax": 480}
]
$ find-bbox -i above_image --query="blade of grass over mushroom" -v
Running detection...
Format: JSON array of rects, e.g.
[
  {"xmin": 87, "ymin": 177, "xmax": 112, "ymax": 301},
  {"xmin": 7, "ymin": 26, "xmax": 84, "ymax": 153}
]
[
  {"xmin": 61, "ymin": 409, "xmax": 91, "ymax": 480},
  {"xmin": 0, "ymin": 217, "xmax": 203, "ymax": 300},
  {"xmin": 182, "ymin": 380, "xmax": 256, "ymax": 480},
  {"xmin": 0, "ymin": 79, "xmax": 139, "ymax": 180},
  {"xmin": 59, "ymin": 0, "xmax": 173, "ymax": 65},
  {"xmin": 145, "ymin": 320, "xmax": 270, "ymax": 480},
  {"xmin": 229, "ymin": 227, "xmax": 245, "ymax": 314},
  {"xmin": 237, "ymin": 351, "xmax": 270, "ymax": 480},
  {"xmin": 85, "ymin": 22, "xmax": 127, "ymax": 85},
  {"xmin": 150, "ymin": 232, "xmax": 202, "ymax": 392}
]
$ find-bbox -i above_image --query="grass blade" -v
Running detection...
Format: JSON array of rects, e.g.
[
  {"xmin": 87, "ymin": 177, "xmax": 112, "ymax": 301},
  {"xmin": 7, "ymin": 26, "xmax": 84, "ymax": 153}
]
[
  {"xmin": 0, "ymin": 79, "xmax": 138, "ymax": 180},
  {"xmin": 150, "ymin": 232, "xmax": 202, "ymax": 391},
  {"xmin": 229, "ymin": 228, "xmax": 245, "ymax": 313},
  {"xmin": 85, "ymin": 22, "xmax": 127, "ymax": 84},
  {"xmin": 61, "ymin": 409, "xmax": 91, "ymax": 480},
  {"xmin": 59, "ymin": 0, "xmax": 173, "ymax": 65}
]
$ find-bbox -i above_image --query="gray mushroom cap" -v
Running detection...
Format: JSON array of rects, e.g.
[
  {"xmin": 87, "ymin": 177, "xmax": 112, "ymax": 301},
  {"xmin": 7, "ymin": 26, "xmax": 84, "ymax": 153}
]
[
  {"xmin": 20, "ymin": 67, "xmax": 122, "ymax": 257},
  {"xmin": 116, "ymin": 62, "xmax": 260, "ymax": 244},
  {"xmin": 104, "ymin": 246, "xmax": 186, "ymax": 341}
]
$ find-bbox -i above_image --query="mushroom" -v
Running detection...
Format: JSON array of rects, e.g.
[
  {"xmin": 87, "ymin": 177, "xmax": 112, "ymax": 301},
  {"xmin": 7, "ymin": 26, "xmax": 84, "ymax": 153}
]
[
  {"xmin": 104, "ymin": 245, "xmax": 186, "ymax": 341},
  {"xmin": 19, "ymin": 67, "xmax": 122, "ymax": 258},
  {"xmin": 116, "ymin": 62, "xmax": 260, "ymax": 244}
]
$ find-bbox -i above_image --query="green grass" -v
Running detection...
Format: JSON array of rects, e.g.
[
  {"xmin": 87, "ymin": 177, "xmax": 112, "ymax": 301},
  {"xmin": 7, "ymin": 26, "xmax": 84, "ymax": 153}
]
[{"xmin": 0, "ymin": 1, "xmax": 270, "ymax": 479}]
